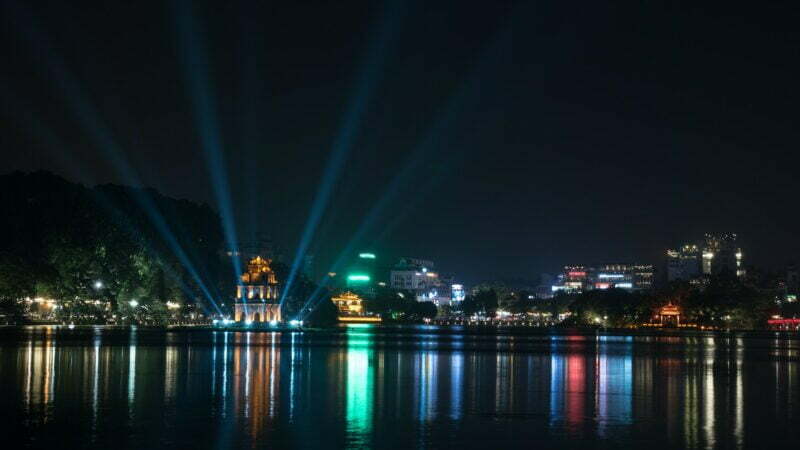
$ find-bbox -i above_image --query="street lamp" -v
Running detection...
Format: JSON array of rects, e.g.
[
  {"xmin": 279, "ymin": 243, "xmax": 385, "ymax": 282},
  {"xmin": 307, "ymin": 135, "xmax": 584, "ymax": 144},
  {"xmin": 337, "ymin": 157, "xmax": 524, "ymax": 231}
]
[
  {"xmin": 94, "ymin": 281, "xmax": 103, "ymax": 289},
  {"xmin": 129, "ymin": 300, "xmax": 139, "ymax": 308}
]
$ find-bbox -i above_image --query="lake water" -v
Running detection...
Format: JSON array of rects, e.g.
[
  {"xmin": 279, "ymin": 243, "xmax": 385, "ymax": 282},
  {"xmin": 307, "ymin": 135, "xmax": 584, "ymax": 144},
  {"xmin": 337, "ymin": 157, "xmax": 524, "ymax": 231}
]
[{"xmin": 2, "ymin": 325, "xmax": 799, "ymax": 449}]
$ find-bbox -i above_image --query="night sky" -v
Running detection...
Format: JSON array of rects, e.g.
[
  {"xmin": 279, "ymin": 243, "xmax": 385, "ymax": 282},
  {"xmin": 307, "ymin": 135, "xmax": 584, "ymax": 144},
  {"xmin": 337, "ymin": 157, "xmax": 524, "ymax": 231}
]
[{"xmin": 2, "ymin": 0, "xmax": 799, "ymax": 284}]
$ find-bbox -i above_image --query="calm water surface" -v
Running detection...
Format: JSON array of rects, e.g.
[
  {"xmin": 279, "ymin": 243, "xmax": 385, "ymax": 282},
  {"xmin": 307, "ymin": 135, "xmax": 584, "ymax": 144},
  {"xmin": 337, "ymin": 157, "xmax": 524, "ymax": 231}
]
[{"xmin": 2, "ymin": 325, "xmax": 799, "ymax": 449}]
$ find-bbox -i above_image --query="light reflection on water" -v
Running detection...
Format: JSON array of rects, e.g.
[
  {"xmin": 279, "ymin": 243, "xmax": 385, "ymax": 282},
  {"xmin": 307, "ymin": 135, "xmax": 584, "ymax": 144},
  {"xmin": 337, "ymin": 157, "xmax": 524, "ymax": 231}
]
[{"xmin": 2, "ymin": 326, "xmax": 800, "ymax": 449}]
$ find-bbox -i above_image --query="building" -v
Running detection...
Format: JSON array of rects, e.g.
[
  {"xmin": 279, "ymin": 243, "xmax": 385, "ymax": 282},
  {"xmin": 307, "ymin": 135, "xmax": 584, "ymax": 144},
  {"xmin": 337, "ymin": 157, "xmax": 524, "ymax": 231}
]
[
  {"xmin": 535, "ymin": 273, "xmax": 555, "ymax": 299},
  {"xmin": 593, "ymin": 264, "xmax": 654, "ymax": 291},
  {"xmin": 632, "ymin": 264, "xmax": 655, "ymax": 290},
  {"xmin": 346, "ymin": 251, "xmax": 378, "ymax": 297},
  {"xmin": 551, "ymin": 266, "xmax": 590, "ymax": 294},
  {"xmin": 667, "ymin": 234, "xmax": 745, "ymax": 282},
  {"xmin": 655, "ymin": 302, "xmax": 681, "ymax": 327},
  {"xmin": 787, "ymin": 264, "xmax": 799, "ymax": 297},
  {"xmin": 332, "ymin": 291, "xmax": 365, "ymax": 316},
  {"xmin": 390, "ymin": 257, "xmax": 443, "ymax": 302},
  {"xmin": 703, "ymin": 233, "xmax": 744, "ymax": 277},
  {"xmin": 667, "ymin": 244, "xmax": 701, "ymax": 282},
  {"xmin": 451, "ymin": 284, "xmax": 466, "ymax": 303},
  {"xmin": 234, "ymin": 256, "xmax": 281, "ymax": 323},
  {"xmin": 552, "ymin": 264, "xmax": 655, "ymax": 293}
]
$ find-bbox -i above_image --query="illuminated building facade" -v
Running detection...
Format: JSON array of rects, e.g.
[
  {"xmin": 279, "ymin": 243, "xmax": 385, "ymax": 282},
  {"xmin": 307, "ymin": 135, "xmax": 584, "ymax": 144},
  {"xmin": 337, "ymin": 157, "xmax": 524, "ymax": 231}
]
[
  {"xmin": 333, "ymin": 291, "xmax": 365, "ymax": 316},
  {"xmin": 388, "ymin": 258, "xmax": 460, "ymax": 308},
  {"xmin": 552, "ymin": 264, "xmax": 655, "ymax": 293},
  {"xmin": 451, "ymin": 284, "xmax": 466, "ymax": 303},
  {"xmin": 390, "ymin": 258, "xmax": 443, "ymax": 302},
  {"xmin": 668, "ymin": 234, "xmax": 745, "ymax": 281},
  {"xmin": 234, "ymin": 256, "xmax": 281, "ymax": 323},
  {"xmin": 552, "ymin": 266, "xmax": 590, "ymax": 293}
]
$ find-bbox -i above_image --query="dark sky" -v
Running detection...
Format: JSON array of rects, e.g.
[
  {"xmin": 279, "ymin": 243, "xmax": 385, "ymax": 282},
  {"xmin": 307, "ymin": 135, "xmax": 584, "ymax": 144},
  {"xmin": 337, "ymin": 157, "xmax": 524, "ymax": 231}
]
[{"xmin": 2, "ymin": 0, "xmax": 799, "ymax": 284}]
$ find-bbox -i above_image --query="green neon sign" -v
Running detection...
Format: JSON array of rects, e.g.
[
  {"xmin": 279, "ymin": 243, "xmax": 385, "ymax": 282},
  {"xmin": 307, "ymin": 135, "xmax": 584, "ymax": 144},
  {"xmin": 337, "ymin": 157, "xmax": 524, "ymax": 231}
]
[{"xmin": 347, "ymin": 274, "xmax": 371, "ymax": 281}]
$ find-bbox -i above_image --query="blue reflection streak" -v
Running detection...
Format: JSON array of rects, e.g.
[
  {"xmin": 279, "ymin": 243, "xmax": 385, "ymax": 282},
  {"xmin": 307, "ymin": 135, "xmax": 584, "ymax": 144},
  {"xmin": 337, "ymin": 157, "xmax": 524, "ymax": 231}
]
[
  {"xmin": 550, "ymin": 350, "xmax": 565, "ymax": 424},
  {"xmin": 596, "ymin": 336, "xmax": 633, "ymax": 436},
  {"xmin": 450, "ymin": 352, "xmax": 464, "ymax": 420},
  {"xmin": 417, "ymin": 352, "xmax": 438, "ymax": 422}
]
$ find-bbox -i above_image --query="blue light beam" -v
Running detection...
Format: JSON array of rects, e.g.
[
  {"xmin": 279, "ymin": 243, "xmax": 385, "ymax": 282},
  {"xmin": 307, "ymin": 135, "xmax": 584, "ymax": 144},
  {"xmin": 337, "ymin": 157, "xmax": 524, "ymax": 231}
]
[
  {"xmin": 280, "ymin": 0, "xmax": 405, "ymax": 308},
  {"xmin": 172, "ymin": 0, "xmax": 244, "ymax": 283},
  {"xmin": 4, "ymin": 1, "xmax": 223, "ymax": 314},
  {"xmin": 300, "ymin": 30, "xmax": 511, "ymax": 319}
]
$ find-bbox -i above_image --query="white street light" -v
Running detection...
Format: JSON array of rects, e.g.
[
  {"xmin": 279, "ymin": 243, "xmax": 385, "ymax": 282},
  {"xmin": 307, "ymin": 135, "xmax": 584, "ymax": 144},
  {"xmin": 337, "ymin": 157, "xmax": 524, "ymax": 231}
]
[
  {"xmin": 94, "ymin": 281, "xmax": 103, "ymax": 289},
  {"xmin": 129, "ymin": 300, "xmax": 139, "ymax": 308}
]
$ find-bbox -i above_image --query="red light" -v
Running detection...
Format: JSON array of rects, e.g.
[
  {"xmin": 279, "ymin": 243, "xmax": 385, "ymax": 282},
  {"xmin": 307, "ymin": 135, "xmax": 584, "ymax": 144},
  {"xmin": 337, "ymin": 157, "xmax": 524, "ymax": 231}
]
[
  {"xmin": 768, "ymin": 318, "xmax": 800, "ymax": 325},
  {"xmin": 568, "ymin": 271, "xmax": 586, "ymax": 277}
]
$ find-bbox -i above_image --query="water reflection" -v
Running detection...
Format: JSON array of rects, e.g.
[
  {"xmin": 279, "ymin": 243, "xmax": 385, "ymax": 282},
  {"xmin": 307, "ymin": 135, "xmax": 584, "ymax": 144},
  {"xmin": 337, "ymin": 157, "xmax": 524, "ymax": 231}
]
[
  {"xmin": 450, "ymin": 352, "xmax": 463, "ymax": 420},
  {"xmin": 3, "ymin": 328, "xmax": 800, "ymax": 449},
  {"xmin": 346, "ymin": 334, "xmax": 374, "ymax": 446},
  {"xmin": 595, "ymin": 336, "xmax": 633, "ymax": 436}
]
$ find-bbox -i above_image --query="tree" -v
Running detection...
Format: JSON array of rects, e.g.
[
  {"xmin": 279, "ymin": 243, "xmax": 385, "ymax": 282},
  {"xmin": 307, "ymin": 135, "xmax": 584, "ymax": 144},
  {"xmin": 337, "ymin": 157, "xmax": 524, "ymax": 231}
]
[
  {"xmin": 507, "ymin": 290, "xmax": 530, "ymax": 315},
  {"xmin": 412, "ymin": 301, "xmax": 438, "ymax": 319},
  {"xmin": 305, "ymin": 297, "xmax": 339, "ymax": 327},
  {"xmin": 462, "ymin": 289, "xmax": 498, "ymax": 317},
  {"xmin": 0, "ymin": 172, "xmax": 230, "ymax": 323},
  {"xmin": 365, "ymin": 286, "xmax": 410, "ymax": 318}
]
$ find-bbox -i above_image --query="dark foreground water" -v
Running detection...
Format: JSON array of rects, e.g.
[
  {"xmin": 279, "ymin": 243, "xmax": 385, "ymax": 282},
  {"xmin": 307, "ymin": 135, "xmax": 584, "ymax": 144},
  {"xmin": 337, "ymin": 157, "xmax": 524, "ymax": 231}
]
[{"xmin": 2, "ymin": 326, "xmax": 800, "ymax": 449}]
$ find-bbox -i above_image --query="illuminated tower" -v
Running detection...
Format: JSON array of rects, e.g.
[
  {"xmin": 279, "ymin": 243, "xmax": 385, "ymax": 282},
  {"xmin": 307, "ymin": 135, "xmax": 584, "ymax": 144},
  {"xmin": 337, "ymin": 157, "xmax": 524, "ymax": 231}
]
[{"xmin": 234, "ymin": 256, "xmax": 281, "ymax": 322}]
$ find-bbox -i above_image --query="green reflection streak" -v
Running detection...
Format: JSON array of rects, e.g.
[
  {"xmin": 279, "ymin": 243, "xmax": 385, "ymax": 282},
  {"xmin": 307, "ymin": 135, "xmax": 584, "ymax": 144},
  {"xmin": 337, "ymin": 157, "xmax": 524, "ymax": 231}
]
[{"xmin": 346, "ymin": 331, "xmax": 374, "ymax": 442}]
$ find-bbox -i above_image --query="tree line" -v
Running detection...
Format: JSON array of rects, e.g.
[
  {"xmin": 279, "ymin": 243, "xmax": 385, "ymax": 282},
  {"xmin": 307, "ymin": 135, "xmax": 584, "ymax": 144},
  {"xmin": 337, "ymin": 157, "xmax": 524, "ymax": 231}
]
[{"xmin": 0, "ymin": 171, "xmax": 338, "ymax": 326}]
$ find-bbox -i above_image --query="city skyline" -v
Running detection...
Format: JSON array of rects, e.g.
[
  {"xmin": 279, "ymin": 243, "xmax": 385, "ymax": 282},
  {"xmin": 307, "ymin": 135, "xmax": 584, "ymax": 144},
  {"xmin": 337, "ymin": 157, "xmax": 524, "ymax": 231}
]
[
  {"xmin": 3, "ymin": 2, "xmax": 800, "ymax": 447},
  {"xmin": 3, "ymin": 1, "xmax": 799, "ymax": 282}
]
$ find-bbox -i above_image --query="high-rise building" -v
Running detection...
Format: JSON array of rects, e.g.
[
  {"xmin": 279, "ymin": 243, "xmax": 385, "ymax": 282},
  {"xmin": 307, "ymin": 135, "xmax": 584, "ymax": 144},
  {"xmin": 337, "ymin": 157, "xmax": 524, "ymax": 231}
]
[
  {"xmin": 346, "ymin": 251, "xmax": 378, "ymax": 297},
  {"xmin": 668, "ymin": 233, "xmax": 745, "ymax": 281},
  {"xmin": 703, "ymin": 233, "xmax": 745, "ymax": 277},
  {"xmin": 786, "ymin": 264, "xmax": 798, "ymax": 297},
  {"xmin": 667, "ymin": 244, "xmax": 701, "ymax": 282}
]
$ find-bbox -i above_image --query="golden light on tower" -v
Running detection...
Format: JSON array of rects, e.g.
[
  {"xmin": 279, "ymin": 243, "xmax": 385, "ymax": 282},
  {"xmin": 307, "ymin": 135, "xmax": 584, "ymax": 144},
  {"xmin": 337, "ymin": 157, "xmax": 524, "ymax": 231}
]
[{"xmin": 234, "ymin": 256, "xmax": 281, "ymax": 323}]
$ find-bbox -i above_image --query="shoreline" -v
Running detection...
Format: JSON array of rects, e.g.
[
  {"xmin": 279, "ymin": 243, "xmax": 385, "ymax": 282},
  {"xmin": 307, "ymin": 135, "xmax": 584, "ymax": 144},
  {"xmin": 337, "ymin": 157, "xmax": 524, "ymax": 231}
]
[{"xmin": 2, "ymin": 323, "xmax": 799, "ymax": 341}]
